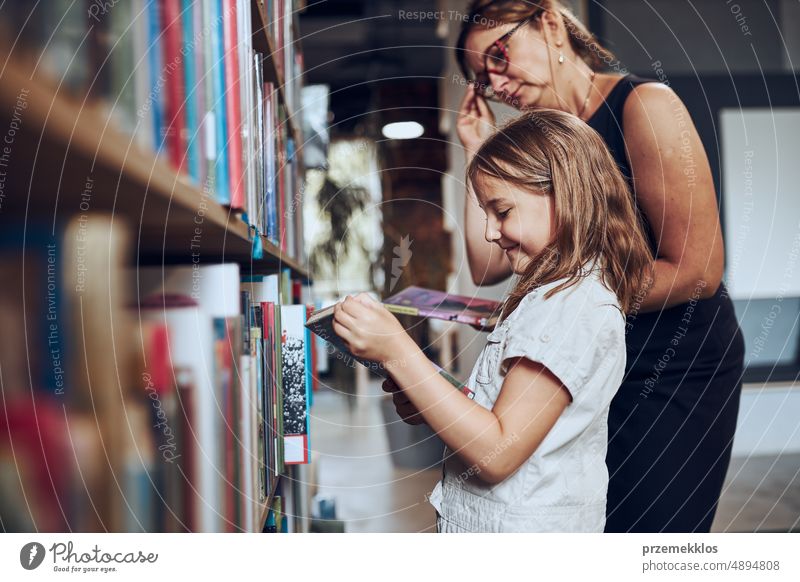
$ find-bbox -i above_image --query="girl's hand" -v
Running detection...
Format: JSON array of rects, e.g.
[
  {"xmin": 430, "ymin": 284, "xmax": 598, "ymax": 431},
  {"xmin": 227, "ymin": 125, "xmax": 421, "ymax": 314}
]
[
  {"xmin": 456, "ymin": 84, "xmax": 496, "ymax": 158},
  {"xmin": 332, "ymin": 293, "xmax": 413, "ymax": 366},
  {"xmin": 382, "ymin": 378, "xmax": 426, "ymax": 426}
]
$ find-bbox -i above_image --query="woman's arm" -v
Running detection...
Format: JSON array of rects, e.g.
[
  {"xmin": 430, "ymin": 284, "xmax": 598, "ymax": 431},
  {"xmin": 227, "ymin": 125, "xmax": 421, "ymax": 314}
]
[
  {"xmin": 623, "ymin": 83, "xmax": 725, "ymax": 311},
  {"xmin": 457, "ymin": 86, "xmax": 514, "ymax": 287},
  {"xmin": 389, "ymin": 343, "xmax": 569, "ymax": 485}
]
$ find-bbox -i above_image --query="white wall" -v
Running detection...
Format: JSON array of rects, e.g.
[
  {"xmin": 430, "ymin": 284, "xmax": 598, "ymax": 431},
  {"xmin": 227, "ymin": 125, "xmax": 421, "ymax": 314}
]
[{"xmin": 734, "ymin": 385, "xmax": 800, "ymax": 456}]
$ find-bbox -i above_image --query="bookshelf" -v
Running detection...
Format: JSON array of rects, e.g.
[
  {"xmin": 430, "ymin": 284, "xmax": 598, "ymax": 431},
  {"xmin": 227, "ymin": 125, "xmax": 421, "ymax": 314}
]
[
  {"xmin": 0, "ymin": 0, "xmax": 315, "ymax": 533},
  {"xmin": 0, "ymin": 45, "xmax": 307, "ymax": 279}
]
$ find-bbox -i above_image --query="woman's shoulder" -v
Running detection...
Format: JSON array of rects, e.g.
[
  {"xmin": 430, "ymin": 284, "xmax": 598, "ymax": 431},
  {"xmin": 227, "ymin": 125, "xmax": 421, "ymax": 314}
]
[{"xmin": 622, "ymin": 80, "xmax": 687, "ymax": 132}]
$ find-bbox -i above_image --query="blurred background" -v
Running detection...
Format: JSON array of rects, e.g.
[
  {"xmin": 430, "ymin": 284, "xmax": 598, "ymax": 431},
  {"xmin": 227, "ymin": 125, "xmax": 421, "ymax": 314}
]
[{"xmin": 300, "ymin": 0, "xmax": 800, "ymax": 533}]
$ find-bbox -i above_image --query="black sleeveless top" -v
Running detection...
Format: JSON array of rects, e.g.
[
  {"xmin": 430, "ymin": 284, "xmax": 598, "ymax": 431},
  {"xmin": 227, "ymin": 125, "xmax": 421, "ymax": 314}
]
[{"xmin": 586, "ymin": 75, "xmax": 743, "ymax": 373}]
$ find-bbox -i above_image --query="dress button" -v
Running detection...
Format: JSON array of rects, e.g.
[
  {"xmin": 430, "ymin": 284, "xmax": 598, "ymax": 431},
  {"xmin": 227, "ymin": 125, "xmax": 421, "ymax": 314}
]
[{"xmin": 540, "ymin": 334, "xmax": 551, "ymax": 343}]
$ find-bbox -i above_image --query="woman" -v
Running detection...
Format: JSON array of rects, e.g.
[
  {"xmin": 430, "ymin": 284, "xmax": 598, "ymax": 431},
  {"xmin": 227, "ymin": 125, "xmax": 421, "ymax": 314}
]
[{"xmin": 448, "ymin": 0, "xmax": 744, "ymax": 533}]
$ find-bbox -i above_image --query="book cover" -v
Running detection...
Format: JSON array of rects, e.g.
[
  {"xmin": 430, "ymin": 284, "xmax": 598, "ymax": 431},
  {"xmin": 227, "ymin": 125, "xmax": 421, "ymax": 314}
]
[
  {"xmin": 280, "ymin": 305, "xmax": 309, "ymax": 465},
  {"xmin": 305, "ymin": 298, "xmax": 476, "ymax": 399},
  {"xmin": 383, "ymin": 286, "xmax": 502, "ymax": 327}
]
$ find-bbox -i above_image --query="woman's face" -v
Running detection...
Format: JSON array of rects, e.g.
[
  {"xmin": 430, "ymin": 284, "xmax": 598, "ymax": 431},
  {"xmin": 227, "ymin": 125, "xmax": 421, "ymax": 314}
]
[{"xmin": 463, "ymin": 18, "xmax": 560, "ymax": 111}]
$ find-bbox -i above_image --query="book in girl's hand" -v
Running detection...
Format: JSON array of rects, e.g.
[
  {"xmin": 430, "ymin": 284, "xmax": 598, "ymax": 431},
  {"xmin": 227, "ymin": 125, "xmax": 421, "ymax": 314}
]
[
  {"xmin": 306, "ymin": 287, "xmax": 502, "ymax": 332},
  {"xmin": 382, "ymin": 286, "xmax": 502, "ymax": 328},
  {"xmin": 304, "ymin": 290, "xmax": 479, "ymax": 400}
]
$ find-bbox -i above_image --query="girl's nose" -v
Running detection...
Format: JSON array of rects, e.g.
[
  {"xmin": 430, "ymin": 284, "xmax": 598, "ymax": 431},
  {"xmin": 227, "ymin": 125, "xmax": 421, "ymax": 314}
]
[{"xmin": 484, "ymin": 218, "xmax": 501, "ymax": 243}]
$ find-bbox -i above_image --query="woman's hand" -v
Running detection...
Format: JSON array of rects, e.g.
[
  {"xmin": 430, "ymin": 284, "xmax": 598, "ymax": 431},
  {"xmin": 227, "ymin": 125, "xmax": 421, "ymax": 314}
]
[
  {"xmin": 456, "ymin": 84, "xmax": 496, "ymax": 158},
  {"xmin": 332, "ymin": 293, "xmax": 414, "ymax": 367},
  {"xmin": 382, "ymin": 378, "xmax": 426, "ymax": 425}
]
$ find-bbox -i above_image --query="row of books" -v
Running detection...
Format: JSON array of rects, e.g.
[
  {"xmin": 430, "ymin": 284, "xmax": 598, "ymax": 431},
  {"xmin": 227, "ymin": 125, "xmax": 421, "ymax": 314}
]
[
  {"xmin": 266, "ymin": 0, "xmax": 305, "ymax": 128},
  {"xmin": 135, "ymin": 265, "xmax": 316, "ymax": 532},
  {"xmin": 0, "ymin": 214, "xmax": 316, "ymax": 532},
  {"xmin": 9, "ymin": 0, "xmax": 305, "ymax": 259}
]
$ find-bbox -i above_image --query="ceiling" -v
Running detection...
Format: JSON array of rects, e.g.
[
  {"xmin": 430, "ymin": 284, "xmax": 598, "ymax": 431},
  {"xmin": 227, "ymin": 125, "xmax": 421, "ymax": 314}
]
[{"xmin": 298, "ymin": 0, "xmax": 448, "ymax": 134}]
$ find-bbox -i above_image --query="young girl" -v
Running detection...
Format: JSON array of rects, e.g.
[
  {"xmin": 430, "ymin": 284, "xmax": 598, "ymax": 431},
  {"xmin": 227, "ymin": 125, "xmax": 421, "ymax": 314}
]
[{"xmin": 332, "ymin": 109, "xmax": 652, "ymax": 532}]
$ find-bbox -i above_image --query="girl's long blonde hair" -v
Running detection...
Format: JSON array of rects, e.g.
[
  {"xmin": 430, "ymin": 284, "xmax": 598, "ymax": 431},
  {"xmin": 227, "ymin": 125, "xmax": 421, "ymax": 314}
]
[{"xmin": 467, "ymin": 109, "xmax": 653, "ymax": 319}]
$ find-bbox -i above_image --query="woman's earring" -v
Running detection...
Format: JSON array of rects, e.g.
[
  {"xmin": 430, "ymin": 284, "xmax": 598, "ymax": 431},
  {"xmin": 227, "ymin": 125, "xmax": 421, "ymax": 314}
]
[{"xmin": 558, "ymin": 52, "xmax": 565, "ymax": 64}]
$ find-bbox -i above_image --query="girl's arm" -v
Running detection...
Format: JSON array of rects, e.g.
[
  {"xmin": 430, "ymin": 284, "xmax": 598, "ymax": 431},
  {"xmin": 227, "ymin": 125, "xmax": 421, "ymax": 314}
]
[
  {"xmin": 332, "ymin": 294, "xmax": 569, "ymax": 484},
  {"xmin": 623, "ymin": 83, "xmax": 724, "ymax": 311},
  {"xmin": 389, "ymin": 343, "xmax": 570, "ymax": 485}
]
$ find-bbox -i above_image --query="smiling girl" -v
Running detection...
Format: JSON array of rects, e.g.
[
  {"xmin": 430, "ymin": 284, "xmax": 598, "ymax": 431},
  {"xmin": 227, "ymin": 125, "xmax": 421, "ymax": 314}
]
[{"xmin": 332, "ymin": 109, "xmax": 652, "ymax": 532}]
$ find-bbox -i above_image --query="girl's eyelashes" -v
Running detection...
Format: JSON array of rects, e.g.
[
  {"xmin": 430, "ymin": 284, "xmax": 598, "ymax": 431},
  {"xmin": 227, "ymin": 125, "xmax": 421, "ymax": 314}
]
[{"xmin": 497, "ymin": 208, "xmax": 511, "ymax": 218}]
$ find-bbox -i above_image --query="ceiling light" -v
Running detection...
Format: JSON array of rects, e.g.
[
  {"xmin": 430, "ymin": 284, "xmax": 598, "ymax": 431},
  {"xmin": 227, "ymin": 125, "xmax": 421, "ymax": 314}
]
[{"xmin": 381, "ymin": 121, "xmax": 424, "ymax": 140}]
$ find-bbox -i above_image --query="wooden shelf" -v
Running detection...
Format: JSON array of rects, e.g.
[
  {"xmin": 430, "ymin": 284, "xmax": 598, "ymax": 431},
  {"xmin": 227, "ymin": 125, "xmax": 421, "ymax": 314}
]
[{"xmin": 0, "ymin": 53, "xmax": 309, "ymax": 281}]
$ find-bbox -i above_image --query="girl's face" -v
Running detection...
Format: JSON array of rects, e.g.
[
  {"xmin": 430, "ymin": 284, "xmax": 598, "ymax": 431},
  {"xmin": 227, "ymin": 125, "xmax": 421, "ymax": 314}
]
[
  {"xmin": 463, "ymin": 18, "xmax": 559, "ymax": 111},
  {"xmin": 474, "ymin": 173, "xmax": 556, "ymax": 274}
]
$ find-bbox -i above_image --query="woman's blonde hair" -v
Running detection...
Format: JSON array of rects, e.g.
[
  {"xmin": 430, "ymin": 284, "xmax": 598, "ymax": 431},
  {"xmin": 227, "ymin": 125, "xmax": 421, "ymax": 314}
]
[
  {"xmin": 467, "ymin": 109, "xmax": 653, "ymax": 318},
  {"xmin": 456, "ymin": 0, "xmax": 619, "ymax": 77}
]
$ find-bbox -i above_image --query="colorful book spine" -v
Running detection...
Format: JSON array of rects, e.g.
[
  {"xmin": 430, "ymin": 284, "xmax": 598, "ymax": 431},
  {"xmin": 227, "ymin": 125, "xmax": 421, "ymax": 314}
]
[
  {"xmin": 146, "ymin": 0, "xmax": 165, "ymax": 153},
  {"xmin": 160, "ymin": 0, "xmax": 187, "ymax": 173},
  {"xmin": 182, "ymin": 0, "xmax": 201, "ymax": 182},
  {"xmin": 210, "ymin": 0, "xmax": 231, "ymax": 204},
  {"xmin": 222, "ymin": 0, "xmax": 245, "ymax": 209}
]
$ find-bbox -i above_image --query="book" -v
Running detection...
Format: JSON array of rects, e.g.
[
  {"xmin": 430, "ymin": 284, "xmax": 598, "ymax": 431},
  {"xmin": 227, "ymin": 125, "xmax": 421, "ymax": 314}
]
[
  {"xmin": 161, "ymin": 0, "xmax": 187, "ymax": 173},
  {"xmin": 222, "ymin": 0, "xmax": 244, "ymax": 209},
  {"xmin": 305, "ymin": 299, "xmax": 475, "ymax": 400},
  {"xmin": 5, "ymin": 1, "xmax": 306, "ymax": 263},
  {"xmin": 182, "ymin": 0, "xmax": 201, "ymax": 182},
  {"xmin": 280, "ymin": 305, "xmax": 311, "ymax": 464},
  {"xmin": 138, "ymin": 263, "xmax": 242, "ymax": 532},
  {"xmin": 306, "ymin": 287, "xmax": 501, "ymax": 334},
  {"xmin": 382, "ymin": 286, "xmax": 502, "ymax": 328}
]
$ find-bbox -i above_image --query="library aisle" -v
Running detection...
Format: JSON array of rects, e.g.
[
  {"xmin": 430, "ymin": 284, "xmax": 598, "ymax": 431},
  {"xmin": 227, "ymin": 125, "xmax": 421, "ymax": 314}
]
[{"xmin": 310, "ymin": 380, "xmax": 440, "ymax": 533}]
